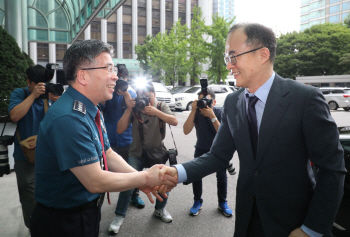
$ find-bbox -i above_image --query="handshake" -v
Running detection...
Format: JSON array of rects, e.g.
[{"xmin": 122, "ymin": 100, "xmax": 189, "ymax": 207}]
[{"xmin": 139, "ymin": 165, "xmax": 178, "ymax": 203}]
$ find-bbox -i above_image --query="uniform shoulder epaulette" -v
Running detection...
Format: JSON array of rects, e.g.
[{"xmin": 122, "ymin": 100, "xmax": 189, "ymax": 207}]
[{"xmin": 73, "ymin": 100, "xmax": 86, "ymax": 114}]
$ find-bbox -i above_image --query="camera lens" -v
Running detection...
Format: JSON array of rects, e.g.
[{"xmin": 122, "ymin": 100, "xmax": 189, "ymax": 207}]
[
  {"xmin": 197, "ymin": 99, "xmax": 207, "ymax": 109},
  {"xmin": 116, "ymin": 79, "xmax": 128, "ymax": 92}
]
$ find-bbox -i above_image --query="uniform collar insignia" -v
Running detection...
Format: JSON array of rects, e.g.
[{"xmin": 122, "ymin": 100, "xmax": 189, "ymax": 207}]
[{"xmin": 73, "ymin": 100, "xmax": 86, "ymax": 114}]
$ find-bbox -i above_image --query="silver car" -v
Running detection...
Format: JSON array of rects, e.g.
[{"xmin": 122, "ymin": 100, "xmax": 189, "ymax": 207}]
[
  {"xmin": 320, "ymin": 87, "xmax": 350, "ymax": 111},
  {"xmin": 152, "ymin": 82, "xmax": 175, "ymax": 110}
]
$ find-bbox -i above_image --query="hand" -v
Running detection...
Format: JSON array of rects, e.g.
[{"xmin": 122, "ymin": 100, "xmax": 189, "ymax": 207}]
[
  {"xmin": 32, "ymin": 83, "xmax": 46, "ymax": 98},
  {"xmin": 117, "ymin": 89, "xmax": 130, "ymax": 98},
  {"xmin": 191, "ymin": 100, "xmax": 198, "ymax": 112},
  {"xmin": 156, "ymin": 166, "xmax": 178, "ymax": 193},
  {"xmin": 126, "ymin": 98, "xmax": 136, "ymax": 110},
  {"xmin": 289, "ymin": 228, "xmax": 310, "ymax": 237},
  {"xmin": 141, "ymin": 104, "xmax": 159, "ymax": 116},
  {"xmin": 48, "ymin": 92, "xmax": 60, "ymax": 102},
  {"xmin": 138, "ymin": 186, "xmax": 167, "ymax": 204},
  {"xmin": 199, "ymin": 106, "xmax": 215, "ymax": 119}
]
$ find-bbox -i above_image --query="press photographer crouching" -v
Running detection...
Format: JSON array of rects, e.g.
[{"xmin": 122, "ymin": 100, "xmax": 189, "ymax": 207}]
[
  {"xmin": 183, "ymin": 78, "xmax": 234, "ymax": 217},
  {"xmin": 110, "ymin": 81, "xmax": 178, "ymax": 234},
  {"xmin": 8, "ymin": 64, "xmax": 61, "ymax": 231}
]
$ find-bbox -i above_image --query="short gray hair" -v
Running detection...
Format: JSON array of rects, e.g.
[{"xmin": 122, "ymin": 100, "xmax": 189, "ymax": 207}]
[
  {"xmin": 228, "ymin": 23, "xmax": 276, "ymax": 63},
  {"xmin": 63, "ymin": 40, "xmax": 114, "ymax": 83}
]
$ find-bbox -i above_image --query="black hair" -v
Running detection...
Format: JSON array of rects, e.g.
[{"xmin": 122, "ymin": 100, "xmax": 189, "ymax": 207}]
[
  {"xmin": 197, "ymin": 88, "xmax": 215, "ymax": 99},
  {"xmin": 228, "ymin": 23, "xmax": 276, "ymax": 63},
  {"xmin": 121, "ymin": 68, "xmax": 129, "ymax": 79},
  {"xmin": 26, "ymin": 65, "xmax": 46, "ymax": 84},
  {"xmin": 63, "ymin": 39, "xmax": 114, "ymax": 84}
]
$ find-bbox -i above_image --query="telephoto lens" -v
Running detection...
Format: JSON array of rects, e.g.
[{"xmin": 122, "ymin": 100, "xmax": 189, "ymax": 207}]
[{"xmin": 227, "ymin": 161, "xmax": 236, "ymax": 175}]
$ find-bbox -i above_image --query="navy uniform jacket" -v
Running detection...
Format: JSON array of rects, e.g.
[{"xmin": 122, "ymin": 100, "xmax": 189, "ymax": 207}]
[
  {"xmin": 35, "ymin": 86, "xmax": 110, "ymax": 209},
  {"xmin": 182, "ymin": 74, "xmax": 346, "ymax": 236}
]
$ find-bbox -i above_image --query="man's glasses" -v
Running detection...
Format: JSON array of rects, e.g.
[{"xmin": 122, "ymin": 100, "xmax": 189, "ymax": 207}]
[
  {"xmin": 81, "ymin": 64, "xmax": 118, "ymax": 75},
  {"xmin": 223, "ymin": 47, "xmax": 264, "ymax": 66}
]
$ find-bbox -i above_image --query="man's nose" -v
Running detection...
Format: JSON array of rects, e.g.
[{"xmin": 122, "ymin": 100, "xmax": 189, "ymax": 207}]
[{"xmin": 226, "ymin": 62, "xmax": 235, "ymax": 71}]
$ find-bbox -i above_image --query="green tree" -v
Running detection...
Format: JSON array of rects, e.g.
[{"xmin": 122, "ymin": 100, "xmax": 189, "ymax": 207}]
[
  {"xmin": 0, "ymin": 26, "xmax": 34, "ymax": 115},
  {"xmin": 160, "ymin": 20, "xmax": 189, "ymax": 85},
  {"xmin": 187, "ymin": 6, "xmax": 209, "ymax": 85},
  {"xmin": 339, "ymin": 53, "xmax": 350, "ymax": 73},
  {"xmin": 344, "ymin": 13, "xmax": 350, "ymax": 28},
  {"xmin": 274, "ymin": 23, "xmax": 350, "ymax": 78},
  {"xmin": 135, "ymin": 35, "xmax": 153, "ymax": 74},
  {"xmin": 206, "ymin": 14, "xmax": 234, "ymax": 84}
]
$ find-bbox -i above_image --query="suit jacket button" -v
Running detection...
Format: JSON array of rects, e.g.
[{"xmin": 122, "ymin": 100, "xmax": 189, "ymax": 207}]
[{"xmin": 254, "ymin": 171, "xmax": 258, "ymax": 176}]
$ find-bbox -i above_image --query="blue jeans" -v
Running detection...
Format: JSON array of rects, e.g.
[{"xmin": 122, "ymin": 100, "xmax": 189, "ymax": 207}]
[
  {"xmin": 192, "ymin": 148, "xmax": 227, "ymax": 203},
  {"xmin": 115, "ymin": 156, "xmax": 169, "ymax": 217}
]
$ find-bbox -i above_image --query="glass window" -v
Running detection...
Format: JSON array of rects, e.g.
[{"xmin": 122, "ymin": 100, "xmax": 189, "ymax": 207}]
[
  {"xmin": 301, "ymin": 6, "xmax": 309, "ymax": 14},
  {"xmin": 330, "ymin": 5, "xmax": 340, "ymax": 14},
  {"xmin": 301, "ymin": 15, "xmax": 309, "ymax": 23},
  {"xmin": 152, "ymin": 0, "xmax": 160, "ymax": 9},
  {"xmin": 179, "ymin": 4, "xmax": 186, "ymax": 13},
  {"xmin": 301, "ymin": 0, "xmax": 310, "ymax": 4},
  {"xmin": 138, "ymin": 0, "xmax": 146, "ymax": 7},
  {"xmin": 138, "ymin": 8, "xmax": 146, "ymax": 17},
  {"xmin": 166, "ymin": 2, "xmax": 173, "ymax": 11},
  {"xmin": 152, "ymin": 18, "xmax": 160, "ymax": 26},
  {"xmin": 191, "ymin": 0, "xmax": 197, "ymax": 5},
  {"xmin": 138, "ymin": 26, "xmax": 146, "ymax": 35},
  {"xmin": 47, "ymin": 7, "xmax": 68, "ymax": 29},
  {"xmin": 28, "ymin": 8, "xmax": 47, "ymax": 28},
  {"xmin": 309, "ymin": 9, "xmax": 325, "ymax": 20},
  {"xmin": 56, "ymin": 44, "xmax": 67, "ymax": 61},
  {"xmin": 329, "ymin": 14, "xmax": 340, "ymax": 23},
  {"xmin": 138, "ymin": 35, "xmax": 146, "ymax": 44},
  {"xmin": 343, "ymin": 2, "xmax": 350, "ymax": 11},
  {"xmin": 29, "ymin": 29, "xmax": 48, "ymax": 41},
  {"xmin": 138, "ymin": 16, "xmax": 146, "ymax": 26},
  {"xmin": 330, "ymin": 0, "xmax": 340, "ymax": 3},
  {"xmin": 50, "ymin": 31, "xmax": 69, "ymax": 42},
  {"xmin": 123, "ymin": 43, "xmax": 132, "ymax": 52},
  {"xmin": 343, "ymin": 13, "xmax": 350, "ymax": 21},
  {"xmin": 123, "ymin": 6, "xmax": 132, "ymax": 15},
  {"xmin": 310, "ymin": 0, "xmax": 325, "ymax": 11},
  {"xmin": 123, "ymin": 25, "xmax": 132, "ymax": 34},
  {"xmin": 166, "ymin": 11, "xmax": 173, "ymax": 20},
  {"xmin": 153, "ymin": 9, "xmax": 160, "ymax": 18},
  {"xmin": 107, "ymin": 23, "xmax": 116, "ymax": 32},
  {"xmin": 123, "ymin": 14, "xmax": 132, "ymax": 24},
  {"xmin": 37, "ymin": 43, "xmax": 49, "ymax": 60},
  {"xmin": 124, "ymin": 0, "xmax": 132, "ymax": 5},
  {"xmin": 179, "ymin": 0, "xmax": 186, "ymax": 3},
  {"xmin": 152, "ymin": 27, "xmax": 160, "ymax": 36},
  {"xmin": 123, "ymin": 52, "xmax": 132, "ymax": 59},
  {"xmin": 91, "ymin": 31, "xmax": 101, "ymax": 40},
  {"xmin": 91, "ymin": 21, "xmax": 101, "ymax": 31},
  {"xmin": 166, "ymin": 19, "xmax": 173, "ymax": 28}
]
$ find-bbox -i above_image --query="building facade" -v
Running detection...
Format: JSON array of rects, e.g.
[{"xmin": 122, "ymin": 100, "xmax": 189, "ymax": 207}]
[
  {"xmin": 301, "ymin": 0, "xmax": 350, "ymax": 31},
  {"xmin": 213, "ymin": 0, "xmax": 234, "ymax": 21}
]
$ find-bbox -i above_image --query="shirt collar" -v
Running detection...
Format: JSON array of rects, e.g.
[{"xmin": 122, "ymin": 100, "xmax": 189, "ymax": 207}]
[
  {"xmin": 245, "ymin": 71, "xmax": 275, "ymax": 104},
  {"xmin": 66, "ymin": 86, "xmax": 99, "ymax": 118}
]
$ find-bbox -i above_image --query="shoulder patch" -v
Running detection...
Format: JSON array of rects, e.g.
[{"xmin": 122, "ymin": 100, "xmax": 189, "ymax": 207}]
[{"xmin": 73, "ymin": 100, "xmax": 86, "ymax": 114}]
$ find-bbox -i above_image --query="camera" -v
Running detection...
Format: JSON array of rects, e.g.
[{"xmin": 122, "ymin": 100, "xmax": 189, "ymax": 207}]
[
  {"xmin": 115, "ymin": 64, "xmax": 129, "ymax": 92},
  {"xmin": 39, "ymin": 63, "xmax": 64, "ymax": 100},
  {"xmin": 227, "ymin": 161, "xmax": 236, "ymax": 175},
  {"xmin": 134, "ymin": 93, "xmax": 149, "ymax": 111},
  {"xmin": 197, "ymin": 78, "xmax": 213, "ymax": 109},
  {"xmin": 168, "ymin": 148, "xmax": 178, "ymax": 166}
]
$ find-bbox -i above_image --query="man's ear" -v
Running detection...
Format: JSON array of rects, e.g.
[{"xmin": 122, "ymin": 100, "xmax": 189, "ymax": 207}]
[
  {"xmin": 261, "ymin": 47, "xmax": 270, "ymax": 64},
  {"xmin": 212, "ymin": 99, "xmax": 216, "ymax": 107},
  {"xmin": 76, "ymin": 70, "xmax": 88, "ymax": 86},
  {"xmin": 26, "ymin": 79, "xmax": 30, "ymax": 87}
]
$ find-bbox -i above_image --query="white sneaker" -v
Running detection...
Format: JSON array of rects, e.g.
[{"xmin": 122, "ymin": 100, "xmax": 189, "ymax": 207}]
[
  {"xmin": 108, "ymin": 215, "xmax": 124, "ymax": 234},
  {"xmin": 153, "ymin": 208, "xmax": 173, "ymax": 223}
]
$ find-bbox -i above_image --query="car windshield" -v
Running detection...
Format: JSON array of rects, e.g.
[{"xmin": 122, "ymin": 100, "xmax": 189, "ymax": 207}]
[
  {"xmin": 152, "ymin": 83, "xmax": 168, "ymax": 92},
  {"xmin": 171, "ymin": 86, "xmax": 190, "ymax": 94},
  {"xmin": 184, "ymin": 87, "xmax": 201, "ymax": 93}
]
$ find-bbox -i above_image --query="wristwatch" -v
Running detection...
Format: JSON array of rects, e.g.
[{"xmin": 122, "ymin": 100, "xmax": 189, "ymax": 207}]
[{"xmin": 211, "ymin": 117, "xmax": 217, "ymax": 123}]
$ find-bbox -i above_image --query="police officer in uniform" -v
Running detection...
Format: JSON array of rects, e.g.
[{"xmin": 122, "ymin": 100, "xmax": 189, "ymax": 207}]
[{"xmin": 30, "ymin": 40, "xmax": 176, "ymax": 237}]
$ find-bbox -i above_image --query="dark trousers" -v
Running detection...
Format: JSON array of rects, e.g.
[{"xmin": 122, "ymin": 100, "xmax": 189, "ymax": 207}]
[
  {"xmin": 14, "ymin": 159, "xmax": 36, "ymax": 228},
  {"xmin": 192, "ymin": 148, "xmax": 228, "ymax": 203},
  {"xmin": 30, "ymin": 202, "xmax": 101, "ymax": 237},
  {"xmin": 112, "ymin": 145, "xmax": 139, "ymax": 198}
]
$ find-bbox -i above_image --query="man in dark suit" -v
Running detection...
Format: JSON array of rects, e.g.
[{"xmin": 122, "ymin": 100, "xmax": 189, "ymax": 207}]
[{"xmin": 159, "ymin": 23, "xmax": 346, "ymax": 237}]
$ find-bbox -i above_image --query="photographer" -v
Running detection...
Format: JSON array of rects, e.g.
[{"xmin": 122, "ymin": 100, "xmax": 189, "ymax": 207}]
[
  {"xmin": 8, "ymin": 64, "xmax": 59, "ymax": 230},
  {"xmin": 100, "ymin": 68, "xmax": 146, "ymax": 209},
  {"xmin": 109, "ymin": 81, "xmax": 178, "ymax": 234},
  {"xmin": 183, "ymin": 86, "xmax": 233, "ymax": 217}
]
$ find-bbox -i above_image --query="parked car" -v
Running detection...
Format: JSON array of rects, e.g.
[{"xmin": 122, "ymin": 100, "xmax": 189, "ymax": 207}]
[
  {"xmin": 320, "ymin": 87, "xmax": 350, "ymax": 111},
  {"xmin": 174, "ymin": 85, "xmax": 235, "ymax": 111},
  {"xmin": 152, "ymin": 82, "xmax": 175, "ymax": 110},
  {"xmin": 170, "ymin": 86, "xmax": 192, "ymax": 95}
]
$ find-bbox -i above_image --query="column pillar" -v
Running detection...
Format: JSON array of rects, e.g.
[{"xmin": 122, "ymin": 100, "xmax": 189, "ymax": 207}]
[
  {"xmin": 160, "ymin": 0, "xmax": 165, "ymax": 33},
  {"xmin": 147, "ymin": 0, "xmax": 152, "ymax": 36},
  {"xmin": 117, "ymin": 6, "xmax": 123, "ymax": 58},
  {"xmin": 5, "ymin": 0, "xmax": 22, "ymax": 50},
  {"xmin": 186, "ymin": 0, "xmax": 191, "ymax": 29},
  {"xmin": 84, "ymin": 25, "xmax": 91, "ymax": 39},
  {"xmin": 49, "ymin": 43, "xmax": 56, "ymax": 83},
  {"xmin": 132, "ymin": 0, "xmax": 138, "ymax": 59},
  {"xmin": 173, "ymin": 0, "xmax": 179, "ymax": 23},
  {"xmin": 29, "ymin": 42, "xmax": 37, "ymax": 64},
  {"xmin": 101, "ymin": 19, "xmax": 107, "ymax": 43},
  {"xmin": 21, "ymin": 0, "xmax": 28, "ymax": 53}
]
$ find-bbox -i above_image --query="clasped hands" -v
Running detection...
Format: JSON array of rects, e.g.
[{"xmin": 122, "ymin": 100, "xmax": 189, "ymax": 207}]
[{"xmin": 139, "ymin": 165, "xmax": 178, "ymax": 204}]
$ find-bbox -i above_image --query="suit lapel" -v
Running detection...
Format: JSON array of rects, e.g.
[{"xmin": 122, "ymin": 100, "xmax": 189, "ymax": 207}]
[{"xmin": 255, "ymin": 75, "xmax": 290, "ymax": 167}]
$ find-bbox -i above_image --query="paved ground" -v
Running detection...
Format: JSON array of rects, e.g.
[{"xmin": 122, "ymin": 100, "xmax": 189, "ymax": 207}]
[{"xmin": 1, "ymin": 109, "xmax": 350, "ymax": 237}]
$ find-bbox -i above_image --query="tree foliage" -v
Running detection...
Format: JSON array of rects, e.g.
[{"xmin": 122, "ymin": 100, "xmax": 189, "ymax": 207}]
[
  {"xmin": 187, "ymin": 6, "xmax": 209, "ymax": 85},
  {"xmin": 275, "ymin": 23, "xmax": 350, "ymax": 79},
  {"xmin": 0, "ymin": 26, "xmax": 34, "ymax": 115},
  {"xmin": 206, "ymin": 14, "xmax": 234, "ymax": 84}
]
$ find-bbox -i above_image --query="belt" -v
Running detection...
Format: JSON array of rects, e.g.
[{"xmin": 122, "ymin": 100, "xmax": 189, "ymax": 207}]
[{"xmin": 37, "ymin": 195, "xmax": 102, "ymax": 213}]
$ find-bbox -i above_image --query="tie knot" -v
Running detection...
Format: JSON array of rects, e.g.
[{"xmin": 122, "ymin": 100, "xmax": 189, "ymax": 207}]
[{"xmin": 246, "ymin": 94, "xmax": 259, "ymax": 107}]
